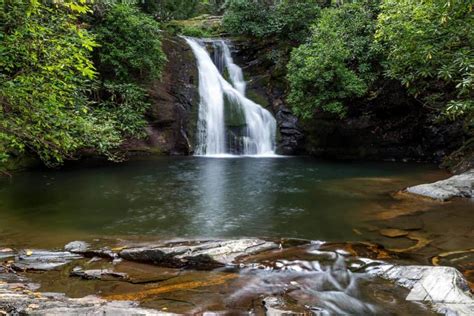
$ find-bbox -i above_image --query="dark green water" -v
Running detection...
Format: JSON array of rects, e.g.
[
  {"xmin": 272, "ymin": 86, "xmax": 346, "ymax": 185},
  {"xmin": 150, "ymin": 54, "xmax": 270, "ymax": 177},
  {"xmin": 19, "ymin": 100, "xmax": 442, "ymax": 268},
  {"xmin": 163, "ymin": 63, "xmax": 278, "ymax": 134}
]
[{"xmin": 0, "ymin": 157, "xmax": 445, "ymax": 247}]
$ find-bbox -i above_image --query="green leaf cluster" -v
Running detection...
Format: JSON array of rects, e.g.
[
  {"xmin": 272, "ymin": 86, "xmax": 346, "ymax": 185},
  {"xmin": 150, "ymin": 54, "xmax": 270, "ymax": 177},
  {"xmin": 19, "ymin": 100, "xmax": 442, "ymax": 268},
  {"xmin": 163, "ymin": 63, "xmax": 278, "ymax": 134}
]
[
  {"xmin": 376, "ymin": 0, "xmax": 474, "ymax": 121},
  {"xmin": 0, "ymin": 0, "xmax": 121, "ymax": 166},
  {"xmin": 222, "ymin": 0, "xmax": 321, "ymax": 42},
  {"xmin": 94, "ymin": 4, "xmax": 166, "ymax": 83},
  {"xmin": 91, "ymin": 4, "xmax": 167, "ymax": 143},
  {"xmin": 287, "ymin": 2, "xmax": 380, "ymax": 118}
]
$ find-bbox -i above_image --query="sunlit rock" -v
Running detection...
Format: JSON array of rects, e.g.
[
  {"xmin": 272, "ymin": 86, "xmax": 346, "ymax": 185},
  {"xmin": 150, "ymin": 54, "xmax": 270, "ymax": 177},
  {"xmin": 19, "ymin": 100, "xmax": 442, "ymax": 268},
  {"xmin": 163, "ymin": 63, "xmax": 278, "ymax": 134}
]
[
  {"xmin": 406, "ymin": 169, "xmax": 474, "ymax": 201},
  {"xmin": 119, "ymin": 238, "xmax": 278, "ymax": 269},
  {"xmin": 369, "ymin": 265, "xmax": 474, "ymax": 315}
]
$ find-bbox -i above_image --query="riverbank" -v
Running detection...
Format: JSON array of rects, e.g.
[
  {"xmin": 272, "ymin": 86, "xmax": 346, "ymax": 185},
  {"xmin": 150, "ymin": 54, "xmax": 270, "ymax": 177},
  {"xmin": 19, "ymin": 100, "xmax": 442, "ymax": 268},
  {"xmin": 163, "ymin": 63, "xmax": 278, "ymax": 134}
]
[{"xmin": 1, "ymin": 237, "xmax": 472, "ymax": 314}]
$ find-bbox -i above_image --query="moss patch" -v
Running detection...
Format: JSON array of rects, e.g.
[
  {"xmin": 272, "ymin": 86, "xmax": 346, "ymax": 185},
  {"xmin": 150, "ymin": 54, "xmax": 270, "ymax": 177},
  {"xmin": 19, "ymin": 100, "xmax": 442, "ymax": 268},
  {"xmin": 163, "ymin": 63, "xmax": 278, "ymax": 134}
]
[{"xmin": 165, "ymin": 15, "xmax": 223, "ymax": 37}]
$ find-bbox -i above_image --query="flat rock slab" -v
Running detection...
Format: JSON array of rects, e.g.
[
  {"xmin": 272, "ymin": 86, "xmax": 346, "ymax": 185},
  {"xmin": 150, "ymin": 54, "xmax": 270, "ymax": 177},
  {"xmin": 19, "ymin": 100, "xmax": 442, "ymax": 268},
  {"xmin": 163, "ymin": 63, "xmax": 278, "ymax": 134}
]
[
  {"xmin": 0, "ymin": 248, "xmax": 15, "ymax": 260},
  {"xmin": 0, "ymin": 281, "xmax": 173, "ymax": 315},
  {"xmin": 406, "ymin": 169, "xmax": 474, "ymax": 201},
  {"xmin": 119, "ymin": 238, "xmax": 278, "ymax": 269},
  {"xmin": 12, "ymin": 250, "xmax": 82, "ymax": 271},
  {"xmin": 369, "ymin": 265, "xmax": 474, "ymax": 315},
  {"xmin": 70, "ymin": 268, "xmax": 128, "ymax": 281}
]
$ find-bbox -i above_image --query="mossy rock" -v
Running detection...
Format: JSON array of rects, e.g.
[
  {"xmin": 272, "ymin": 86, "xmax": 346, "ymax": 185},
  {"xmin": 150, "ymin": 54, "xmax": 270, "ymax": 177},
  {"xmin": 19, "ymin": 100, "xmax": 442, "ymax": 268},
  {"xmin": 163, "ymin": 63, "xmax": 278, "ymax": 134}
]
[
  {"xmin": 246, "ymin": 89, "xmax": 269, "ymax": 109},
  {"xmin": 224, "ymin": 96, "xmax": 246, "ymax": 128}
]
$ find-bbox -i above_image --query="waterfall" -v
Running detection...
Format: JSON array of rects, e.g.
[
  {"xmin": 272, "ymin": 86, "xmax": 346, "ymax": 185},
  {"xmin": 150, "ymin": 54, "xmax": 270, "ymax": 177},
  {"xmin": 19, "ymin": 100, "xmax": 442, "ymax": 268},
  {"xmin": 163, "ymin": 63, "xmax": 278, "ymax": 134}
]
[{"xmin": 185, "ymin": 38, "xmax": 277, "ymax": 157}]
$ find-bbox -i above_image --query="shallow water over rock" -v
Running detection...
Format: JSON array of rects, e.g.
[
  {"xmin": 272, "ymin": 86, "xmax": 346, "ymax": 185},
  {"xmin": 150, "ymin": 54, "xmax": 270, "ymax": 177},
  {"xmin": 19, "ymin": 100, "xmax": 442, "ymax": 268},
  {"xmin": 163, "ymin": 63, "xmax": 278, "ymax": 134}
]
[{"xmin": 2, "ymin": 239, "xmax": 447, "ymax": 315}]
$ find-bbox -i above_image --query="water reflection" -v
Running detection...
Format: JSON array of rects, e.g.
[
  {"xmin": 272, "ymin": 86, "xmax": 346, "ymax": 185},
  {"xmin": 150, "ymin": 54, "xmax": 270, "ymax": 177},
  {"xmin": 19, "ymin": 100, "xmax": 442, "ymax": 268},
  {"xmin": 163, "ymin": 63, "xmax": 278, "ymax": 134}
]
[{"xmin": 0, "ymin": 157, "xmax": 444, "ymax": 245}]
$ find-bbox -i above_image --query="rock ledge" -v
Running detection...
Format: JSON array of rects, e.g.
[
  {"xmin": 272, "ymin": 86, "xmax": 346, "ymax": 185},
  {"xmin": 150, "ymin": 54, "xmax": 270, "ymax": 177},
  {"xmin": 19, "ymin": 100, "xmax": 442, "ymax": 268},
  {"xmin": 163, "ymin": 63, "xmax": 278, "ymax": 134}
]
[{"xmin": 406, "ymin": 169, "xmax": 474, "ymax": 201}]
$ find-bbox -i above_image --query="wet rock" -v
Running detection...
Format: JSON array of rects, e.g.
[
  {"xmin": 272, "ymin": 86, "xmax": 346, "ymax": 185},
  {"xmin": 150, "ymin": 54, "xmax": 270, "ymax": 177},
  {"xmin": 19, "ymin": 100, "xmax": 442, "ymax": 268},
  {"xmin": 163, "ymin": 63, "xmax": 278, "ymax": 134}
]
[
  {"xmin": 379, "ymin": 228, "xmax": 409, "ymax": 238},
  {"xmin": 406, "ymin": 169, "xmax": 474, "ymax": 201},
  {"xmin": 0, "ymin": 264, "xmax": 27, "ymax": 283},
  {"xmin": 114, "ymin": 261, "xmax": 181, "ymax": 284},
  {"xmin": 121, "ymin": 35, "xmax": 199, "ymax": 156},
  {"xmin": 0, "ymin": 248, "xmax": 15, "ymax": 259},
  {"xmin": 0, "ymin": 281, "xmax": 171, "ymax": 315},
  {"xmin": 119, "ymin": 239, "xmax": 278, "ymax": 269},
  {"xmin": 369, "ymin": 265, "xmax": 474, "ymax": 315},
  {"xmin": 73, "ymin": 247, "xmax": 118, "ymax": 260},
  {"xmin": 12, "ymin": 250, "xmax": 82, "ymax": 271},
  {"xmin": 263, "ymin": 296, "xmax": 311, "ymax": 315},
  {"xmin": 70, "ymin": 268, "xmax": 128, "ymax": 281},
  {"xmin": 276, "ymin": 106, "xmax": 305, "ymax": 155},
  {"xmin": 64, "ymin": 241, "xmax": 89, "ymax": 253}
]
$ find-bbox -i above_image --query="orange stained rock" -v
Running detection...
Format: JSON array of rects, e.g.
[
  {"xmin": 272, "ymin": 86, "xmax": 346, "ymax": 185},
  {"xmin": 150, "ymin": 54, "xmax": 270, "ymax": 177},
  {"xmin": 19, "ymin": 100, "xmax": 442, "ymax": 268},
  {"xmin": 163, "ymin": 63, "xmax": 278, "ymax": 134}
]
[
  {"xmin": 387, "ymin": 232, "xmax": 431, "ymax": 253},
  {"xmin": 103, "ymin": 272, "xmax": 239, "ymax": 301},
  {"xmin": 462, "ymin": 270, "xmax": 474, "ymax": 292}
]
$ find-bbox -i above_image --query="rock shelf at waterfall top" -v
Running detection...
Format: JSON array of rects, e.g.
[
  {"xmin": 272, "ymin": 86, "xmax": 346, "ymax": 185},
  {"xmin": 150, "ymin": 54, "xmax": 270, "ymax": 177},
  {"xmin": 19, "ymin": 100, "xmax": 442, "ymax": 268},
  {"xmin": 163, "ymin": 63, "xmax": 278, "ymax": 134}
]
[{"xmin": 1, "ymin": 238, "xmax": 473, "ymax": 315}]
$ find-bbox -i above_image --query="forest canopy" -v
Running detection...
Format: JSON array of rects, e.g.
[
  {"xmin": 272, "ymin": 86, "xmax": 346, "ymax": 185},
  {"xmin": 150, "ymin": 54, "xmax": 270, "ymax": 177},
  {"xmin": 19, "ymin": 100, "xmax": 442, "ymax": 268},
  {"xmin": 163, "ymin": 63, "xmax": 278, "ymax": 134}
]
[{"xmin": 1, "ymin": 0, "xmax": 472, "ymax": 168}]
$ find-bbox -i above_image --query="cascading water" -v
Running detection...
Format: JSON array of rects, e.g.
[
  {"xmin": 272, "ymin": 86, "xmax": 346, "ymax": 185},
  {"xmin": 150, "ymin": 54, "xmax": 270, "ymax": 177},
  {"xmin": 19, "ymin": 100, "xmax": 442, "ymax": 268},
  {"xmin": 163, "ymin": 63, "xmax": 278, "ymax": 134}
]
[{"xmin": 185, "ymin": 38, "xmax": 277, "ymax": 156}]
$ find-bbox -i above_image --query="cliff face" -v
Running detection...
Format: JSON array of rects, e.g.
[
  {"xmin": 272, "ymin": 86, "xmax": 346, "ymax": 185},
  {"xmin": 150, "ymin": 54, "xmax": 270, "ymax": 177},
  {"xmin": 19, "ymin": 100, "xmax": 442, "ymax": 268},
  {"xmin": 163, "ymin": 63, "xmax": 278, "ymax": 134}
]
[
  {"xmin": 128, "ymin": 35, "xmax": 466, "ymax": 166},
  {"xmin": 303, "ymin": 81, "xmax": 465, "ymax": 163},
  {"xmin": 122, "ymin": 36, "xmax": 199, "ymax": 156},
  {"xmin": 232, "ymin": 39, "xmax": 306, "ymax": 155}
]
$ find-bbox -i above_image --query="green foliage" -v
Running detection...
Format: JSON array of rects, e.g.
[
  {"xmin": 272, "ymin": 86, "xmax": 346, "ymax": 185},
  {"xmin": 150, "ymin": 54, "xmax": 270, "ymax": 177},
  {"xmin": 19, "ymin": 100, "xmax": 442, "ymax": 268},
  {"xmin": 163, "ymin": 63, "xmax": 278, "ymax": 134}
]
[
  {"xmin": 90, "ymin": 3, "xmax": 168, "ymax": 143},
  {"xmin": 376, "ymin": 0, "xmax": 474, "ymax": 120},
  {"xmin": 0, "ymin": 0, "xmax": 121, "ymax": 166},
  {"xmin": 179, "ymin": 24, "xmax": 215, "ymax": 37},
  {"xmin": 287, "ymin": 3, "xmax": 380, "ymax": 118},
  {"xmin": 94, "ymin": 82, "xmax": 149, "ymax": 139},
  {"xmin": 94, "ymin": 4, "xmax": 166, "ymax": 83},
  {"xmin": 165, "ymin": 14, "xmax": 222, "ymax": 37},
  {"xmin": 140, "ymin": 0, "xmax": 201, "ymax": 21},
  {"xmin": 223, "ymin": 0, "xmax": 321, "ymax": 42}
]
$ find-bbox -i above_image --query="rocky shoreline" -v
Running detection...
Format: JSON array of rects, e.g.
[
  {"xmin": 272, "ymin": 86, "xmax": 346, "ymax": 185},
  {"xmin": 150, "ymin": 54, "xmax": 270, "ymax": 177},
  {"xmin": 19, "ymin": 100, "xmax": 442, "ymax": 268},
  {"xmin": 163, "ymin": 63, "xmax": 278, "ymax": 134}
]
[{"xmin": 1, "ymin": 238, "xmax": 473, "ymax": 315}]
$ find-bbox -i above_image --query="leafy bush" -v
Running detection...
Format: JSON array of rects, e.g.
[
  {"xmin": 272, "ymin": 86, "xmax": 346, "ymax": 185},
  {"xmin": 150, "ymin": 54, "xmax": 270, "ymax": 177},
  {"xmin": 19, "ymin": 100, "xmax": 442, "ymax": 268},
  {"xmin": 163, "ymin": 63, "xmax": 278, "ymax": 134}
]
[
  {"xmin": 94, "ymin": 82, "xmax": 150, "ymax": 139},
  {"xmin": 0, "ymin": 0, "xmax": 121, "ymax": 165},
  {"xmin": 376, "ymin": 0, "xmax": 473, "ymax": 121},
  {"xmin": 287, "ymin": 3, "xmax": 380, "ymax": 118},
  {"xmin": 94, "ymin": 4, "xmax": 166, "ymax": 82}
]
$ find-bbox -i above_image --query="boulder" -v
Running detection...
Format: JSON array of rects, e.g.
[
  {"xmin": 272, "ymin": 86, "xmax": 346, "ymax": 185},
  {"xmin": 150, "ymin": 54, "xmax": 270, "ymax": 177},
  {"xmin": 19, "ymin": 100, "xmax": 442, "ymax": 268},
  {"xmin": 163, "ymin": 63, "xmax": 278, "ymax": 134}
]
[
  {"xmin": 64, "ymin": 241, "xmax": 89, "ymax": 253},
  {"xmin": 368, "ymin": 265, "xmax": 474, "ymax": 315},
  {"xmin": 119, "ymin": 238, "xmax": 278, "ymax": 269},
  {"xmin": 406, "ymin": 169, "xmax": 474, "ymax": 201}
]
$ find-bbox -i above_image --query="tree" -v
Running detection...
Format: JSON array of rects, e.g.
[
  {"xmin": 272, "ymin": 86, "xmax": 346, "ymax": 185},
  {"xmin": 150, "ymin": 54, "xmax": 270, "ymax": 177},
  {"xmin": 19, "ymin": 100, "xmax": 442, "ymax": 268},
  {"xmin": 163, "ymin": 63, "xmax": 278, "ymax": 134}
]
[
  {"xmin": 139, "ymin": 0, "xmax": 201, "ymax": 21},
  {"xmin": 223, "ymin": 0, "xmax": 321, "ymax": 42},
  {"xmin": 287, "ymin": 2, "xmax": 381, "ymax": 118},
  {"xmin": 376, "ymin": 0, "xmax": 474, "ymax": 120},
  {"xmin": 94, "ymin": 4, "xmax": 166, "ymax": 83},
  {"xmin": 92, "ymin": 4, "xmax": 167, "ymax": 141},
  {"xmin": 0, "ymin": 0, "xmax": 120, "ymax": 165}
]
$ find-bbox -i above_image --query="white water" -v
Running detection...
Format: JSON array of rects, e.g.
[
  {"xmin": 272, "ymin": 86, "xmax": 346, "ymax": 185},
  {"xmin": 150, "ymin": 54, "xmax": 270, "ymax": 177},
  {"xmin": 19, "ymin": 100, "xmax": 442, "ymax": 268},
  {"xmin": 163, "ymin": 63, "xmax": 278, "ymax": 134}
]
[{"xmin": 185, "ymin": 38, "xmax": 277, "ymax": 156}]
